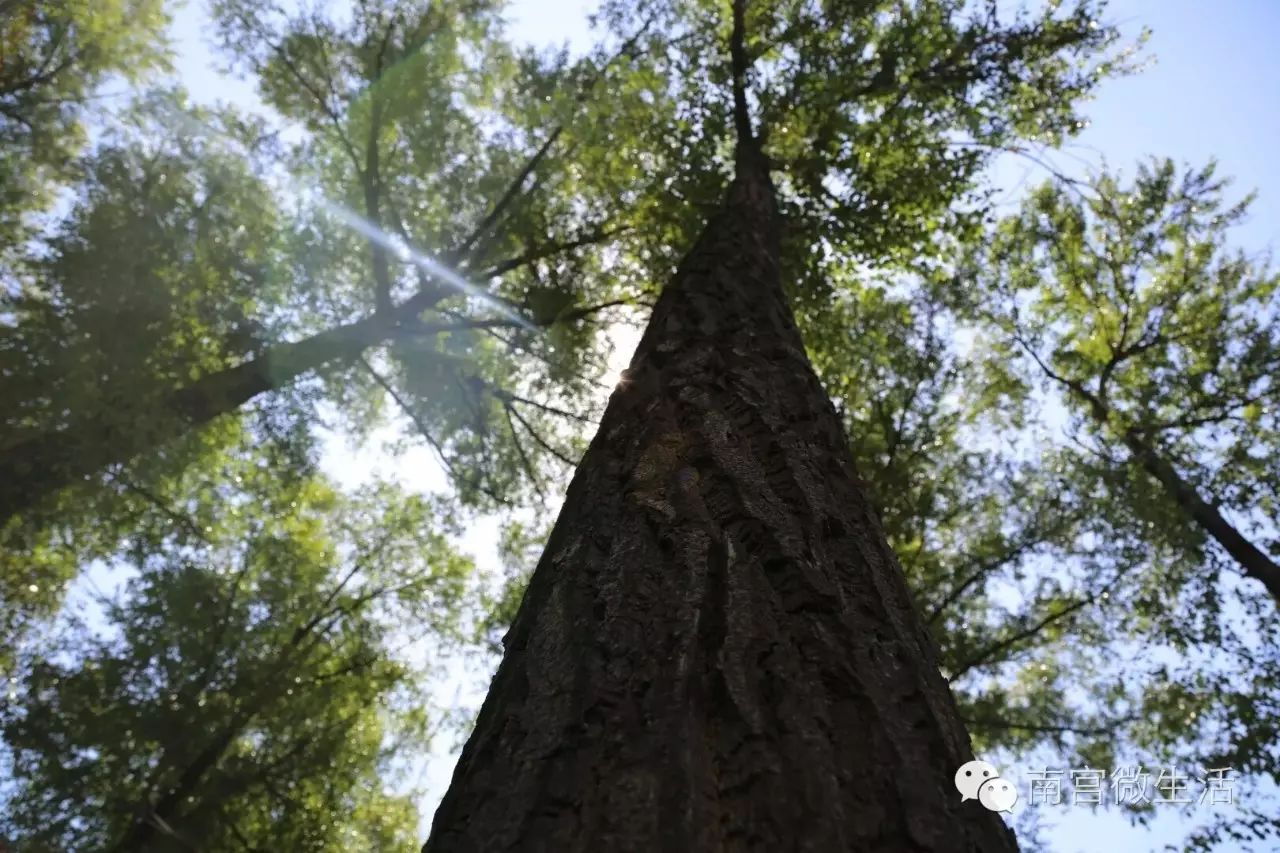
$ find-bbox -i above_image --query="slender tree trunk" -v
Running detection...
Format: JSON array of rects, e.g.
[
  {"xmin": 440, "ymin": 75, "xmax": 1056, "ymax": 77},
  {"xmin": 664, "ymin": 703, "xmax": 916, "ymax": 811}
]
[
  {"xmin": 1119, "ymin": 428, "xmax": 1280, "ymax": 603},
  {"xmin": 424, "ymin": 147, "xmax": 1016, "ymax": 851},
  {"xmin": 110, "ymin": 711, "xmax": 251, "ymax": 852},
  {"xmin": 1043, "ymin": 368, "xmax": 1280, "ymax": 606},
  {"xmin": 108, "ymin": 597, "xmax": 356, "ymax": 851},
  {"xmin": 0, "ymin": 306, "xmax": 405, "ymax": 527}
]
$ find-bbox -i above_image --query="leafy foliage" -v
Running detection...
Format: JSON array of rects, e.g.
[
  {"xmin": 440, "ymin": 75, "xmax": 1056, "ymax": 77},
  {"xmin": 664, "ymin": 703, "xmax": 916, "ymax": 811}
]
[
  {"xmin": 0, "ymin": 0, "xmax": 169, "ymax": 263},
  {"xmin": 950, "ymin": 159, "xmax": 1280, "ymax": 845},
  {"xmin": 1, "ymin": 0, "xmax": 1276, "ymax": 849},
  {"xmin": 957, "ymin": 159, "xmax": 1280, "ymax": 603},
  {"xmin": 205, "ymin": 0, "xmax": 627, "ymax": 506},
  {"xmin": 1, "ymin": 446, "xmax": 472, "ymax": 851},
  {"xmin": 0, "ymin": 95, "xmax": 289, "ymax": 648}
]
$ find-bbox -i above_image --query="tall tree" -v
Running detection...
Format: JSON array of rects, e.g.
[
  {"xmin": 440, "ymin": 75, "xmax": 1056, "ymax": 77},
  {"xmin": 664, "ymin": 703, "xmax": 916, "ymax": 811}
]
[
  {"xmin": 957, "ymin": 159, "xmax": 1280, "ymax": 606},
  {"xmin": 430, "ymin": 94, "xmax": 1012, "ymax": 853},
  {"xmin": 1, "ymin": 446, "xmax": 474, "ymax": 851},
  {"xmin": 424, "ymin": 0, "xmax": 1125, "ymax": 847},
  {"xmin": 0, "ymin": 0, "xmax": 1152, "ymax": 842},
  {"xmin": 0, "ymin": 0, "xmax": 1133, "ymax": 527},
  {"xmin": 939, "ymin": 158, "xmax": 1280, "ymax": 847},
  {"xmin": 0, "ymin": 95, "xmax": 292, "ymax": 654},
  {"xmin": 472, "ymin": 271, "xmax": 1280, "ymax": 848}
]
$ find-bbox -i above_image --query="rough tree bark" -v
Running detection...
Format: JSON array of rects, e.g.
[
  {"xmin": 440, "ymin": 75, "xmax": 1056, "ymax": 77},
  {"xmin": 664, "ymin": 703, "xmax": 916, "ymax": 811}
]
[{"xmin": 423, "ymin": 127, "xmax": 1017, "ymax": 851}]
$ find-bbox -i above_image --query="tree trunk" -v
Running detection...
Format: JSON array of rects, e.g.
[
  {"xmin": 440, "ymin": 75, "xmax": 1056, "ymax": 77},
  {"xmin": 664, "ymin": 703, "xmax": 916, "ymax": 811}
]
[
  {"xmin": 0, "ymin": 314, "xmax": 393, "ymax": 527},
  {"xmin": 110, "ymin": 711, "xmax": 251, "ymax": 853},
  {"xmin": 0, "ymin": 286, "xmax": 481, "ymax": 527},
  {"xmin": 423, "ymin": 151, "xmax": 1017, "ymax": 851},
  {"xmin": 1119, "ymin": 427, "xmax": 1280, "ymax": 604}
]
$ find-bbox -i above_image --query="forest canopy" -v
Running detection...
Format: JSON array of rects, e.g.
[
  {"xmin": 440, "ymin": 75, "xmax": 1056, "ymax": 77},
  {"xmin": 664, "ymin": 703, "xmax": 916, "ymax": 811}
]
[{"xmin": 1, "ymin": 1, "xmax": 1277, "ymax": 851}]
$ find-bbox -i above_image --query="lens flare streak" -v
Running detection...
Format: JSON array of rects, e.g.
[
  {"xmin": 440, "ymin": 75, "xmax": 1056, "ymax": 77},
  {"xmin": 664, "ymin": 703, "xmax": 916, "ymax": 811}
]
[
  {"xmin": 319, "ymin": 202, "xmax": 533, "ymax": 330},
  {"xmin": 156, "ymin": 97, "xmax": 533, "ymax": 331}
]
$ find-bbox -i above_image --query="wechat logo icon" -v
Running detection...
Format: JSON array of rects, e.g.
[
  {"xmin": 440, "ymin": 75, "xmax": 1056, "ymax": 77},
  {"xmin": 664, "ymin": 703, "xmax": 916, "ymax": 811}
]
[{"xmin": 955, "ymin": 759, "xmax": 1018, "ymax": 813}]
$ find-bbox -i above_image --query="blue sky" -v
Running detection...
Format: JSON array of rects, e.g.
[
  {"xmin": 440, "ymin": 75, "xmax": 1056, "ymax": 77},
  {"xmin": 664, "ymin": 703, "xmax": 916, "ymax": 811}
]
[
  {"xmin": 1010, "ymin": 0, "xmax": 1279, "ymax": 251},
  {"xmin": 154, "ymin": 1, "xmax": 1280, "ymax": 850}
]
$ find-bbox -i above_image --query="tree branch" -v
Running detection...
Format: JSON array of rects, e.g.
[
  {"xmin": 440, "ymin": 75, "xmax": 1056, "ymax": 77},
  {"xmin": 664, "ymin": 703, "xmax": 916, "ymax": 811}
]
[
  {"xmin": 729, "ymin": 0, "xmax": 756, "ymax": 153},
  {"xmin": 477, "ymin": 224, "xmax": 629, "ymax": 279},
  {"xmin": 357, "ymin": 355, "xmax": 510, "ymax": 505},
  {"xmin": 502, "ymin": 399, "xmax": 578, "ymax": 467}
]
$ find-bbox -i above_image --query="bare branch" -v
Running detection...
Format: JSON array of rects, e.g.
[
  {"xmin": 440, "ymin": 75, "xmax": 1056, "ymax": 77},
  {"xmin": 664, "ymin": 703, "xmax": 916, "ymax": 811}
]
[
  {"xmin": 947, "ymin": 577, "xmax": 1117, "ymax": 681},
  {"xmin": 503, "ymin": 399, "xmax": 578, "ymax": 467},
  {"xmin": 495, "ymin": 387, "xmax": 599, "ymax": 426},
  {"xmin": 111, "ymin": 475, "xmax": 213, "ymax": 544},
  {"xmin": 503, "ymin": 405, "xmax": 546, "ymax": 500},
  {"xmin": 961, "ymin": 716, "xmax": 1133, "ymax": 737}
]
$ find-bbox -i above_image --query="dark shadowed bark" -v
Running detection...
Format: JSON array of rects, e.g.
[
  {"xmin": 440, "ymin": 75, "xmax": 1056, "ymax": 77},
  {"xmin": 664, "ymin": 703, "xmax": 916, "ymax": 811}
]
[{"xmin": 423, "ymin": 121, "xmax": 1017, "ymax": 851}]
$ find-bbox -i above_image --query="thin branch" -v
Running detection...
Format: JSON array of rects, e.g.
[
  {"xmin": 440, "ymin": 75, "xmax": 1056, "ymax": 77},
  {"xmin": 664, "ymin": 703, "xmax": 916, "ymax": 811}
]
[
  {"xmin": 503, "ymin": 399, "xmax": 577, "ymax": 467},
  {"xmin": 494, "ymin": 387, "xmax": 600, "ymax": 426},
  {"xmin": 356, "ymin": 356, "xmax": 509, "ymax": 505},
  {"xmin": 961, "ymin": 716, "xmax": 1134, "ymax": 737},
  {"xmin": 442, "ymin": 14, "xmax": 656, "ymax": 271},
  {"xmin": 1010, "ymin": 329, "xmax": 1109, "ymax": 424},
  {"xmin": 948, "ymin": 576, "xmax": 1118, "ymax": 681},
  {"xmin": 452, "ymin": 127, "xmax": 564, "ymax": 264},
  {"xmin": 112, "ymin": 475, "xmax": 212, "ymax": 544},
  {"xmin": 927, "ymin": 534, "xmax": 1049, "ymax": 626},
  {"xmin": 503, "ymin": 404, "xmax": 546, "ymax": 500},
  {"xmin": 237, "ymin": 8, "xmax": 362, "ymax": 172},
  {"xmin": 477, "ymin": 224, "xmax": 630, "ymax": 279}
]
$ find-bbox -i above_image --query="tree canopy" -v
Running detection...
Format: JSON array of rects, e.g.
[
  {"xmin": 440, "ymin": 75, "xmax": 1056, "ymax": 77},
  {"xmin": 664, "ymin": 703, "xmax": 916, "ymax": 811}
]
[
  {"xmin": 1, "ymin": 0, "xmax": 1277, "ymax": 850},
  {"xmin": 3, "ymin": 434, "xmax": 474, "ymax": 849}
]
